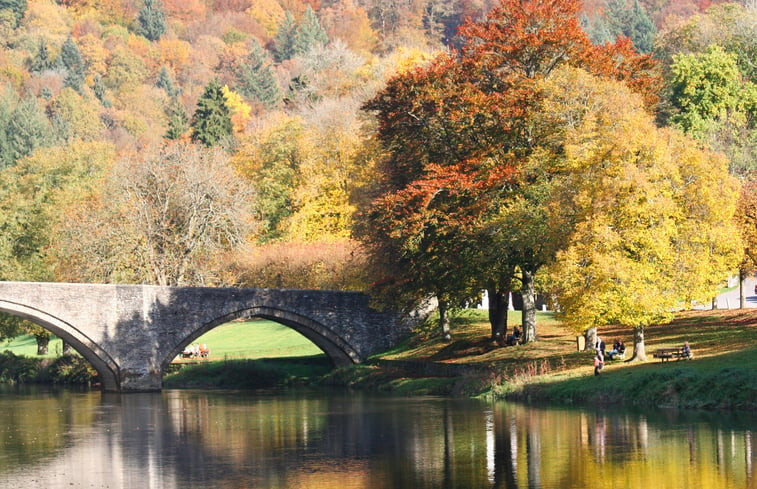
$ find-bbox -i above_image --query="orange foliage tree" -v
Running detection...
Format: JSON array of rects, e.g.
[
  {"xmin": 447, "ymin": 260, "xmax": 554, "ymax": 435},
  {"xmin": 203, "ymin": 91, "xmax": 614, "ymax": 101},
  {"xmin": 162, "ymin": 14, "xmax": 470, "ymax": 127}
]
[{"xmin": 359, "ymin": 0, "xmax": 661, "ymax": 342}]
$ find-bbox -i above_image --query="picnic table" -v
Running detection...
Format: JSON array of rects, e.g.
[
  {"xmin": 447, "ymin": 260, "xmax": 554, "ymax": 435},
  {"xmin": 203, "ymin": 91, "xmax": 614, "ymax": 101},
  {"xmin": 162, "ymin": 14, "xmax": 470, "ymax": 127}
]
[{"xmin": 653, "ymin": 347, "xmax": 689, "ymax": 362}]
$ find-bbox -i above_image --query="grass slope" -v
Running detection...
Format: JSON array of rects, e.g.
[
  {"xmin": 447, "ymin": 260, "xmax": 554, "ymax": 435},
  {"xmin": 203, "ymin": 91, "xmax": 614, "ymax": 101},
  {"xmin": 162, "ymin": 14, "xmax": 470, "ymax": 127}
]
[{"xmin": 350, "ymin": 309, "xmax": 757, "ymax": 409}]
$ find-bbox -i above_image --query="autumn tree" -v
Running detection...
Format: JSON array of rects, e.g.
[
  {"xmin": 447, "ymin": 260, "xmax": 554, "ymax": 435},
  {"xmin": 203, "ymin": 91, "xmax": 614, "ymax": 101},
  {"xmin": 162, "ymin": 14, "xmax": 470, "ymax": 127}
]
[
  {"xmin": 360, "ymin": 0, "xmax": 661, "ymax": 344},
  {"xmin": 191, "ymin": 79, "xmax": 233, "ymax": 147},
  {"xmin": 668, "ymin": 45, "xmax": 756, "ymax": 177},
  {"xmin": 234, "ymin": 113, "xmax": 304, "ymax": 241},
  {"xmin": 136, "ymin": 0, "xmax": 167, "ymax": 41},
  {"xmin": 0, "ymin": 141, "xmax": 115, "ymax": 351},
  {"xmin": 544, "ymin": 67, "xmax": 740, "ymax": 361},
  {"xmin": 52, "ymin": 143, "xmax": 256, "ymax": 286}
]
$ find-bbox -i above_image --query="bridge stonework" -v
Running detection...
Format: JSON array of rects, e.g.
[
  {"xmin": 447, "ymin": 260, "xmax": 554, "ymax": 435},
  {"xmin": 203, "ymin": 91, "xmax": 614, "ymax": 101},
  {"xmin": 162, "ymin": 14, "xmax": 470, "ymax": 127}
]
[{"xmin": 0, "ymin": 282, "xmax": 419, "ymax": 392}]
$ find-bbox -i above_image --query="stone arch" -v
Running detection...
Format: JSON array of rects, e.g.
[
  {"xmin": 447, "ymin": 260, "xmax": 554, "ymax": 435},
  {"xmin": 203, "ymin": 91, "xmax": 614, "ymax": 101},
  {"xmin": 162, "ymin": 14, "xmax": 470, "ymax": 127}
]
[
  {"xmin": 161, "ymin": 305, "xmax": 361, "ymax": 374},
  {"xmin": 0, "ymin": 300, "xmax": 120, "ymax": 391}
]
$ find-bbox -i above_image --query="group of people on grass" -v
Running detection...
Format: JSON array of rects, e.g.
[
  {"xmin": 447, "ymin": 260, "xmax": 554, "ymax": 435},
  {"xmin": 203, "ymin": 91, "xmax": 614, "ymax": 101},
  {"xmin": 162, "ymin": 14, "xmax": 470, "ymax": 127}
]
[
  {"xmin": 593, "ymin": 336, "xmax": 692, "ymax": 376},
  {"xmin": 181, "ymin": 343, "xmax": 210, "ymax": 359}
]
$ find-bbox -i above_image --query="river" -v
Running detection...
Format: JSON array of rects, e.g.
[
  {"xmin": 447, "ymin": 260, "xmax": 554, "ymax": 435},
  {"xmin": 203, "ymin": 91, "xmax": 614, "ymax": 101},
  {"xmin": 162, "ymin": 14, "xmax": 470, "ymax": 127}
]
[{"xmin": 0, "ymin": 386, "xmax": 754, "ymax": 488}]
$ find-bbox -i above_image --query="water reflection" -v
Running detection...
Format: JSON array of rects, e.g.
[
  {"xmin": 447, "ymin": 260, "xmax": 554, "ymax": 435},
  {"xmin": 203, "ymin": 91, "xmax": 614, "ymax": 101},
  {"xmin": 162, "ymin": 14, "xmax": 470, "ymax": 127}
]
[{"xmin": 0, "ymin": 386, "xmax": 754, "ymax": 489}]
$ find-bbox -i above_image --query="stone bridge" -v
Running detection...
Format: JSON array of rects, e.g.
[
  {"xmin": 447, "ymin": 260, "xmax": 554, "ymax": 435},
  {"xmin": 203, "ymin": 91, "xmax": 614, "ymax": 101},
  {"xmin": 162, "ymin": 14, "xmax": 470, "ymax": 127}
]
[{"xmin": 0, "ymin": 282, "xmax": 420, "ymax": 392}]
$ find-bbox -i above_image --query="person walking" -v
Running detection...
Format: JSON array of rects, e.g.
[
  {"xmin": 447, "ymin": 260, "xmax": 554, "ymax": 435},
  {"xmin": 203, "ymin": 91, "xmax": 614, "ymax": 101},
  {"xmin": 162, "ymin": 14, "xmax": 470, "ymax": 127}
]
[{"xmin": 594, "ymin": 353, "xmax": 604, "ymax": 376}]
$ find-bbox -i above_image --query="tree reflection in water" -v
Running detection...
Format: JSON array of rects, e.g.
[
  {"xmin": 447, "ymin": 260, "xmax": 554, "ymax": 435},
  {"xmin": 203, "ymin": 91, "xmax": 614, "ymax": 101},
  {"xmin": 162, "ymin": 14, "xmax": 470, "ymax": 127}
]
[{"xmin": 0, "ymin": 387, "xmax": 754, "ymax": 489}]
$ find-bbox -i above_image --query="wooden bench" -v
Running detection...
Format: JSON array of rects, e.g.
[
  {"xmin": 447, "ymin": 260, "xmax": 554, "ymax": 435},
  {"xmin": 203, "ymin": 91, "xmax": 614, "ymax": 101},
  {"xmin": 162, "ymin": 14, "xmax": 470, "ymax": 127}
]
[{"xmin": 653, "ymin": 347, "xmax": 689, "ymax": 362}]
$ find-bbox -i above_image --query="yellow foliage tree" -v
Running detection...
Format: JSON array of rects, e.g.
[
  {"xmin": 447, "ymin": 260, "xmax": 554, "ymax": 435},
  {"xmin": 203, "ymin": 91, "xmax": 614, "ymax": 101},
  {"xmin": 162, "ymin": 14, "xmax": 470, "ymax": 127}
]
[
  {"xmin": 543, "ymin": 67, "xmax": 741, "ymax": 360},
  {"xmin": 284, "ymin": 98, "xmax": 376, "ymax": 242},
  {"xmin": 221, "ymin": 84, "xmax": 252, "ymax": 132},
  {"xmin": 245, "ymin": 0, "xmax": 285, "ymax": 38}
]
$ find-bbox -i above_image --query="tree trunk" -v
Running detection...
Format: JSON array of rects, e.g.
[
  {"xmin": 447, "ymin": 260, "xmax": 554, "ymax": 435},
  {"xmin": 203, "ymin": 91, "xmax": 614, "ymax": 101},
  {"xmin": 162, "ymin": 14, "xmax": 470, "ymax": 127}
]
[
  {"xmin": 629, "ymin": 326, "xmax": 646, "ymax": 362},
  {"xmin": 35, "ymin": 333, "xmax": 50, "ymax": 356},
  {"xmin": 739, "ymin": 269, "xmax": 746, "ymax": 309},
  {"xmin": 488, "ymin": 286, "xmax": 509, "ymax": 344},
  {"xmin": 521, "ymin": 269, "xmax": 537, "ymax": 343},
  {"xmin": 438, "ymin": 298, "xmax": 451, "ymax": 341},
  {"xmin": 584, "ymin": 327, "xmax": 598, "ymax": 352}
]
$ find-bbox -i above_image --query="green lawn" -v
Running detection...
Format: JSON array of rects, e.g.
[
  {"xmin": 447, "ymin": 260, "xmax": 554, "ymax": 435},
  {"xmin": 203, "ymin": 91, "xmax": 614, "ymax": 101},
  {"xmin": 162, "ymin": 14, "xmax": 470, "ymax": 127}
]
[
  {"xmin": 1, "ymin": 319, "xmax": 325, "ymax": 361},
  {"xmin": 185, "ymin": 319, "xmax": 324, "ymax": 360},
  {"xmin": 0, "ymin": 335, "xmax": 66, "ymax": 358}
]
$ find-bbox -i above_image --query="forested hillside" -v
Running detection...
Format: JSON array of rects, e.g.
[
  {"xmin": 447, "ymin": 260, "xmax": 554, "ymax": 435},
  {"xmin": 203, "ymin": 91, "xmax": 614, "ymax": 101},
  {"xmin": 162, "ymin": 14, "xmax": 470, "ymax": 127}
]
[{"xmin": 0, "ymin": 0, "xmax": 754, "ymax": 347}]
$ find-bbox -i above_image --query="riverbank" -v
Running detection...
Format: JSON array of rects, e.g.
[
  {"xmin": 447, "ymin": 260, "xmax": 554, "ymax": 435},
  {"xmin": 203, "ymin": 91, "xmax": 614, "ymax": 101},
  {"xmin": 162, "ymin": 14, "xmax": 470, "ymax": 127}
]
[{"xmin": 327, "ymin": 309, "xmax": 757, "ymax": 410}]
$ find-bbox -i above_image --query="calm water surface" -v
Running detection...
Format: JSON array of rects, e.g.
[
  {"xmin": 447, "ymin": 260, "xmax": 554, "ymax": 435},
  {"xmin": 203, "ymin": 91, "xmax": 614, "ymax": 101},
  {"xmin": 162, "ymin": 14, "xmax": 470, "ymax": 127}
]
[{"xmin": 0, "ymin": 386, "xmax": 754, "ymax": 489}]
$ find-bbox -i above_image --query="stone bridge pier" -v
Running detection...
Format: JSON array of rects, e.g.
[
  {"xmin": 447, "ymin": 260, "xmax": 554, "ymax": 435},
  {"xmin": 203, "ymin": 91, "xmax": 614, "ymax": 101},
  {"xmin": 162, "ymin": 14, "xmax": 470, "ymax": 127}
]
[{"xmin": 0, "ymin": 282, "xmax": 420, "ymax": 392}]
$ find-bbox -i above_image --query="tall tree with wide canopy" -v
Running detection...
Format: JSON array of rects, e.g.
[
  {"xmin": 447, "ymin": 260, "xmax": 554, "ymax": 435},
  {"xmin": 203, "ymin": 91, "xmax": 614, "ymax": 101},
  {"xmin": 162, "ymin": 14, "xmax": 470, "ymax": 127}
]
[
  {"xmin": 359, "ymin": 0, "xmax": 660, "ymax": 344},
  {"xmin": 544, "ymin": 67, "xmax": 741, "ymax": 360}
]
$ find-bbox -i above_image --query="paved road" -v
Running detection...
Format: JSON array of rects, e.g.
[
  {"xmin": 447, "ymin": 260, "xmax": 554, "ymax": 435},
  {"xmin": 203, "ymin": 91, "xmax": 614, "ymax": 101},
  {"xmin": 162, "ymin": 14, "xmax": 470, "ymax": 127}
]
[{"xmin": 712, "ymin": 274, "xmax": 757, "ymax": 309}]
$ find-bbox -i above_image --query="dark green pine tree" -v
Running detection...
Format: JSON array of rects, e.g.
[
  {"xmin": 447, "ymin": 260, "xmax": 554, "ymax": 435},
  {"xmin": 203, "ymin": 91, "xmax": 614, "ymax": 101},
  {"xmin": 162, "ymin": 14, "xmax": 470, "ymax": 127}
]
[
  {"xmin": 136, "ymin": 0, "xmax": 167, "ymax": 42},
  {"xmin": 190, "ymin": 79, "xmax": 233, "ymax": 147},
  {"xmin": 628, "ymin": 0, "xmax": 655, "ymax": 53},
  {"xmin": 28, "ymin": 41, "xmax": 53, "ymax": 73},
  {"xmin": 7, "ymin": 95, "xmax": 53, "ymax": 165},
  {"xmin": 165, "ymin": 98, "xmax": 189, "ymax": 140},
  {"xmin": 58, "ymin": 35, "xmax": 86, "ymax": 93},
  {"xmin": 272, "ymin": 11, "xmax": 297, "ymax": 62},
  {"xmin": 293, "ymin": 5, "xmax": 328, "ymax": 56},
  {"xmin": 233, "ymin": 39, "xmax": 281, "ymax": 108},
  {"xmin": 156, "ymin": 66, "xmax": 180, "ymax": 98},
  {"xmin": 604, "ymin": 0, "xmax": 656, "ymax": 53},
  {"xmin": 0, "ymin": 0, "xmax": 27, "ymax": 24}
]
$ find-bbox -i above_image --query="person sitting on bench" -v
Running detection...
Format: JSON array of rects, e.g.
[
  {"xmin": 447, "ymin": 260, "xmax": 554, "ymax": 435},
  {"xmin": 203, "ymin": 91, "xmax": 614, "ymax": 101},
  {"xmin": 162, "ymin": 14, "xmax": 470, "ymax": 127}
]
[
  {"xmin": 607, "ymin": 339, "xmax": 625, "ymax": 360},
  {"xmin": 681, "ymin": 341, "xmax": 693, "ymax": 359},
  {"xmin": 506, "ymin": 327, "xmax": 521, "ymax": 346}
]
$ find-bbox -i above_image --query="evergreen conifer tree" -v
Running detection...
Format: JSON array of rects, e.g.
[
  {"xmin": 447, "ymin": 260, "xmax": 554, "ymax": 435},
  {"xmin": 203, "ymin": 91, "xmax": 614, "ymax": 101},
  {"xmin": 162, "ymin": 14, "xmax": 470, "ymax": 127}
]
[
  {"xmin": 165, "ymin": 98, "xmax": 189, "ymax": 140},
  {"xmin": 28, "ymin": 41, "xmax": 53, "ymax": 73},
  {"xmin": 628, "ymin": 0, "xmax": 655, "ymax": 53},
  {"xmin": 59, "ymin": 36, "xmax": 86, "ymax": 93},
  {"xmin": 233, "ymin": 39, "xmax": 281, "ymax": 107},
  {"xmin": 293, "ymin": 6, "xmax": 328, "ymax": 56},
  {"xmin": 0, "ymin": 0, "xmax": 26, "ymax": 24},
  {"xmin": 272, "ymin": 11, "xmax": 297, "ymax": 62},
  {"xmin": 156, "ymin": 66, "xmax": 180, "ymax": 98},
  {"xmin": 191, "ymin": 79, "xmax": 233, "ymax": 147},
  {"xmin": 137, "ymin": 0, "xmax": 167, "ymax": 42},
  {"xmin": 7, "ymin": 95, "xmax": 52, "ymax": 164},
  {"xmin": 604, "ymin": 0, "xmax": 655, "ymax": 53}
]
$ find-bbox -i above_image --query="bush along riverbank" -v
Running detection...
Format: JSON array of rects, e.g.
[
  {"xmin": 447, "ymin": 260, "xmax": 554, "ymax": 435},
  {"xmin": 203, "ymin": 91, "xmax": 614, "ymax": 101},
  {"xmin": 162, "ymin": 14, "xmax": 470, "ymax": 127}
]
[
  {"xmin": 327, "ymin": 309, "xmax": 757, "ymax": 410},
  {"xmin": 0, "ymin": 351, "xmax": 97, "ymax": 386}
]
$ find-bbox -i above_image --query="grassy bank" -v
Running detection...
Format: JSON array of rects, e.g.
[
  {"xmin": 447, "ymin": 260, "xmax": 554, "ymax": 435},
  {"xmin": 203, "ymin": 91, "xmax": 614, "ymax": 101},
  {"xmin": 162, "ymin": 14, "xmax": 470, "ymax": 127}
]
[{"xmin": 331, "ymin": 309, "xmax": 757, "ymax": 410}]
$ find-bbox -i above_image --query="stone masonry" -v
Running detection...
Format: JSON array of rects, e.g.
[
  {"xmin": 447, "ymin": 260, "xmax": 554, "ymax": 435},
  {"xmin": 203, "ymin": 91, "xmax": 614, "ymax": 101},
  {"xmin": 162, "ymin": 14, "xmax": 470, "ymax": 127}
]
[{"xmin": 0, "ymin": 282, "xmax": 418, "ymax": 392}]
